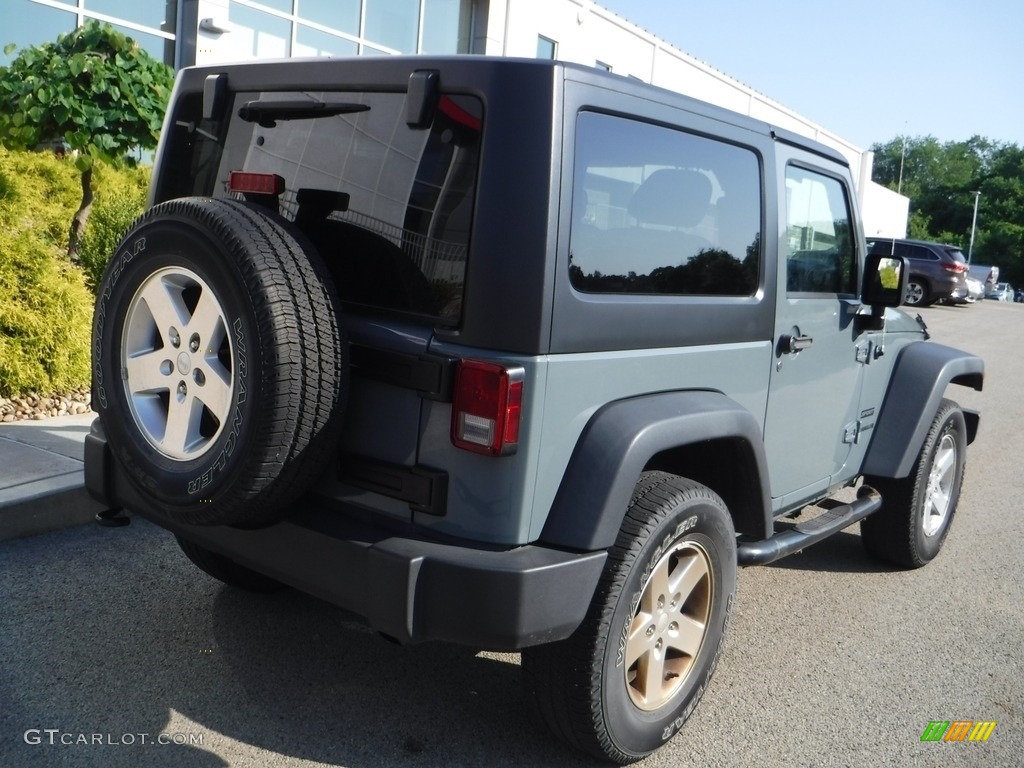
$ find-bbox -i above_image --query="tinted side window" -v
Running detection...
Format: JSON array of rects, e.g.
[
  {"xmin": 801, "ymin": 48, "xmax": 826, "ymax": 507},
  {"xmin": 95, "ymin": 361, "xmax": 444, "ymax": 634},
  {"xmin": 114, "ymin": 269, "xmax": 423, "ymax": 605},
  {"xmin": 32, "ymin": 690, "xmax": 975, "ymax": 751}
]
[
  {"xmin": 569, "ymin": 112, "xmax": 761, "ymax": 296},
  {"xmin": 784, "ymin": 166, "xmax": 857, "ymax": 295}
]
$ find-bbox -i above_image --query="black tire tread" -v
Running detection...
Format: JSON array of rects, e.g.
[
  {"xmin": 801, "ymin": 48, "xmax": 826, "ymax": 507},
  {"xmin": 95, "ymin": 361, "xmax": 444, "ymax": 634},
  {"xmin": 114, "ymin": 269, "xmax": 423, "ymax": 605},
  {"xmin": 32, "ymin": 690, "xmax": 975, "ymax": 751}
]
[
  {"xmin": 523, "ymin": 472, "xmax": 731, "ymax": 764},
  {"xmin": 861, "ymin": 398, "xmax": 965, "ymax": 567},
  {"xmin": 97, "ymin": 197, "xmax": 346, "ymax": 526}
]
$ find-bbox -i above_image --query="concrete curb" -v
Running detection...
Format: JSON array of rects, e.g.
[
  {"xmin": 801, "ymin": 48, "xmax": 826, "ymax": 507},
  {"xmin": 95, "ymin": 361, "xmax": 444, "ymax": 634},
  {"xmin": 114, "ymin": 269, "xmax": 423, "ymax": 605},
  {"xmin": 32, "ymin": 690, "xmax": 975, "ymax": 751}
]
[
  {"xmin": 0, "ymin": 413, "xmax": 104, "ymax": 542},
  {"xmin": 0, "ymin": 471, "xmax": 104, "ymax": 542}
]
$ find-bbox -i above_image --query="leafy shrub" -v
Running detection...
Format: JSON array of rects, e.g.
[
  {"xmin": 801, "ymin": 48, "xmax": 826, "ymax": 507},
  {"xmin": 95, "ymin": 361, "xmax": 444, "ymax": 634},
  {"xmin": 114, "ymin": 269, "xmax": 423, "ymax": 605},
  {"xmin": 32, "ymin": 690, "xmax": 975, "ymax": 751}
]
[
  {"xmin": 0, "ymin": 145, "xmax": 79, "ymax": 247},
  {"xmin": 0, "ymin": 229, "xmax": 93, "ymax": 397},
  {"xmin": 79, "ymin": 163, "xmax": 149, "ymax": 289},
  {"xmin": 0, "ymin": 146, "xmax": 94, "ymax": 396}
]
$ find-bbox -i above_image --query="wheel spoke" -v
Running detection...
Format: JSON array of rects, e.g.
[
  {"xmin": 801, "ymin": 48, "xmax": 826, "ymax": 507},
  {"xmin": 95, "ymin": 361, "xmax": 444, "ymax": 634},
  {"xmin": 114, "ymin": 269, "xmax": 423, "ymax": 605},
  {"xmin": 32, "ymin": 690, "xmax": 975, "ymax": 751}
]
[
  {"xmin": 193, "ymin": 370, "xmax": 232, "ymax": 422},
  {"xmin": 163, "ymin": 392, "xmax": 201, "ymax": 455},
  {"xmin": 638, "ymin": 648, "xmax": 667, "ymax": 704},
  {"xmin": 667, "ymin": 614, "xmax": 707, "ymax": 657},
  {"xmin": 669, "ymin": 551, "xmax": 710, "ymax": 604},
  {"xmin": 124, "ymin": 350, "xmax": 171, "ymax": 395},
  {"xmin": 138, "ymin": 277, "xmax": 189, "ymax": 336},
  {"xmin": 625, "ymin": 613, "xmax": 655, "ymax": 669},
  {"xmin": 189, "ymin": 288, "xmax": 225, "ymax": 351},
  {"xmin": 927, "ymin": 489, "xmax": 950, "ymax": 520},
  {"xmin": 932, "ymin": 443, "xmax": 955, "ymax": 484}
]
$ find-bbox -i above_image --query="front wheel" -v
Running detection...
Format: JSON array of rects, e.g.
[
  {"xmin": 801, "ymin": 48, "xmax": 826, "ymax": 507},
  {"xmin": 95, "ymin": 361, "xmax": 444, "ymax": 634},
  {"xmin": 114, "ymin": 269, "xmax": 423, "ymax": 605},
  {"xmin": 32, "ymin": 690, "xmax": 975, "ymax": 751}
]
[
  {"xmin": 861, "ymin": 399, "xmax": 967, "ymax": 567},
  {"xmin": 522, "ymin": 472, "xmax": 736, "ymax": 763}
]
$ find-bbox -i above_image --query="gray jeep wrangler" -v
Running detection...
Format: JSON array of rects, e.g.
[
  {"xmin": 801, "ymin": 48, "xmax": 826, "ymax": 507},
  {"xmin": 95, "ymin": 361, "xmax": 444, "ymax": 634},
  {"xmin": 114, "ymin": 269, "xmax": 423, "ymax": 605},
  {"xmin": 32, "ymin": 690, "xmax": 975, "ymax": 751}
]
[{"xmin": 86, "ymin": 57, "xmax": 984, "ymax": 763}]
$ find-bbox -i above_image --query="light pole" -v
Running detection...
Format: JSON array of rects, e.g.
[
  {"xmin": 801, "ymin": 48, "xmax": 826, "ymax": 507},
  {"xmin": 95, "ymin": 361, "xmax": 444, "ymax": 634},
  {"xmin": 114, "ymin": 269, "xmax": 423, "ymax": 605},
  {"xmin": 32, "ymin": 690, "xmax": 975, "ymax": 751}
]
[{"xmin": 968, "ymin": 190, "xmax": 981, "ymax": 264}]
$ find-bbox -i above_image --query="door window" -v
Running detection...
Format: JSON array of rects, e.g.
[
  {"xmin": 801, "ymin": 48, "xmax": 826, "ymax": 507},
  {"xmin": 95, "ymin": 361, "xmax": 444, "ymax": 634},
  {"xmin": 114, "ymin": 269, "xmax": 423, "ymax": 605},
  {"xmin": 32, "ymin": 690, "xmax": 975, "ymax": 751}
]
[{"xmin": 784, "ymin": 166, "xmax": 857, "ymax": 296}]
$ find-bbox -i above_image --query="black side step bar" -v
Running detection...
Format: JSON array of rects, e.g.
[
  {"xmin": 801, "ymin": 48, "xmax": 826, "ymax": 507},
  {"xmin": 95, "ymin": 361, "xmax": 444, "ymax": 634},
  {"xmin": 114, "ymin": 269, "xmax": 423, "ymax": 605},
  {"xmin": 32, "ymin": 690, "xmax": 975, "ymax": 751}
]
[{"xmin": 736, "ymin": 487, "xmax": 882, "ymax": 566}]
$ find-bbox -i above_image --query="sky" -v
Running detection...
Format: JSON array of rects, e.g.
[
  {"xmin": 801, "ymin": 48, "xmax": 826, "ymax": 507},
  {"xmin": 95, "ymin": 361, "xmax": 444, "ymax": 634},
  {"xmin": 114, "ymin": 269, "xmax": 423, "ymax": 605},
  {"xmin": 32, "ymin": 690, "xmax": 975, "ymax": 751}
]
[{"xmin": 597, "ymin": 0, "xmax": 1024, "ymax": 150}]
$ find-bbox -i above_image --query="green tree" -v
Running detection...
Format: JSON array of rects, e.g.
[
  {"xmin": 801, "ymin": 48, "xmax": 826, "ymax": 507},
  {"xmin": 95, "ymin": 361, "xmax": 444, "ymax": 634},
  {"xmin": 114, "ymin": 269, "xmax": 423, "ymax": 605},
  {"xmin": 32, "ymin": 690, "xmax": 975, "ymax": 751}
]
[
  {"xmin": 872, "ymin": 135, "xmax": 1024, "ymax": 285},
  {"xmin": 0, "ymin": 21, "xmax": 173, "ymax": 261}
]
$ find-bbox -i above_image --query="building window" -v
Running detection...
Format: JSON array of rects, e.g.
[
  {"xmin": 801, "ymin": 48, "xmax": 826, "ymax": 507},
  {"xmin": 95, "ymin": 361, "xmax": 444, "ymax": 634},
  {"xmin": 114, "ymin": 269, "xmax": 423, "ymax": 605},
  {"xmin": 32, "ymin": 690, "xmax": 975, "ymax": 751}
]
[
  {"xmin": 1, "ymin": 2, "xmax": 75, "ymax": 65},
  {"xmin": 3, "ymin": 0, "xmax": 176, "ymax": 67},
  {"xmin": 536, "ymin": 35, "xmax": 557, "ymax": 60},
  {"xmin": 364, "ymin": 0, "xmax": 420, "ymax": 53},
  {"xmin": 85, "ymin": 0, "xmax": 174, "ymax": 30},
  {"xmin": 231, "ymin": 3, "xmax": 292, "ymax": 57},
  {"xmin": 294, "ymin": 23, "xmax": 358, "ymax": 57},
  {"xmin": 297, "ymin": 0, "xmax": 360, "ymax": 36},
  {"xmin": 421, "ymin": 0, "xmax": 470, "ymax": 54}
]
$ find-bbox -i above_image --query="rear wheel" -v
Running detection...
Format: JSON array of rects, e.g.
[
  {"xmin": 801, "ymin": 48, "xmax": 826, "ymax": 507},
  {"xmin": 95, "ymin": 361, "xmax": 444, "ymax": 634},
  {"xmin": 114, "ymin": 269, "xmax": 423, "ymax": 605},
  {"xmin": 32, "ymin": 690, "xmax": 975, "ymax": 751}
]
[
  {"xmin": 861, "ymin": 399, "xmax": 966, "ymax": 567},
  {"xmin": 92, "ymin": 197, "xmax": 346, "ymax": 527},
  {"xmin": 904, "ymin": 278, "xmax": 929, "ymax": 306},
  {"xmin": 522, "ymin": 472, "xmax": 736, "ymax": 763}
]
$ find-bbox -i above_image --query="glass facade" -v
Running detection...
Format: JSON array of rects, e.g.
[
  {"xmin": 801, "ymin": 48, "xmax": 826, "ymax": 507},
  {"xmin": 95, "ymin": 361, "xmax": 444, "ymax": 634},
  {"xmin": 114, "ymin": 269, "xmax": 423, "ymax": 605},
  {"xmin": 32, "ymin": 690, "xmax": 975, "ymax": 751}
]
[
  {"xmin": 228, "ymin": 0, "xmax": 472, "ymax": 58},
  {"xmin": 1, "ymin": 0, "xmax": 176, "ymax": 66},
  {"xmin": 1, "ymin": 0, "xmax": 471, "ymax": 70}
]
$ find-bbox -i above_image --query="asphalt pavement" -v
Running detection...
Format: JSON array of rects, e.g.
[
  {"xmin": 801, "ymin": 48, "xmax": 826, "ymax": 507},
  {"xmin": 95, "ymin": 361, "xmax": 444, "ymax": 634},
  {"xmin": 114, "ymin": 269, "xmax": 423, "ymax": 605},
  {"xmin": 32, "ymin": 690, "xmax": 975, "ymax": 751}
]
[{"xmin": 1, "ymin": 300, "xmax": 1022, "ymax": 767}]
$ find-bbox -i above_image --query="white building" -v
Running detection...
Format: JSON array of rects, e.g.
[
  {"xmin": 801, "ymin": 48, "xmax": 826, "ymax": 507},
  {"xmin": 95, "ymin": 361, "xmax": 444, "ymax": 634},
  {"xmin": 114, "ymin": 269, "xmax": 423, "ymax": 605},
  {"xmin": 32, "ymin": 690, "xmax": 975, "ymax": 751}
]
[{"xmin": 2, "ymin": 0, "xmax": 908, "ymax": 235}]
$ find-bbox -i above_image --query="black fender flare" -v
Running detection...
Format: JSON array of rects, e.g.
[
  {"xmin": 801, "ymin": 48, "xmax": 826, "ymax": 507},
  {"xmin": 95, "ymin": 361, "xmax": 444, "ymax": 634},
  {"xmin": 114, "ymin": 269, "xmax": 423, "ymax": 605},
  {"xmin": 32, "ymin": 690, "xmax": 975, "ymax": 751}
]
[
  {"xmin": 539, "ymin": 391, "xmax": 771, "ymax": 551},
  {"xmin": 862, "ymin": 341, "xmax": 983, "ymax": 479}
]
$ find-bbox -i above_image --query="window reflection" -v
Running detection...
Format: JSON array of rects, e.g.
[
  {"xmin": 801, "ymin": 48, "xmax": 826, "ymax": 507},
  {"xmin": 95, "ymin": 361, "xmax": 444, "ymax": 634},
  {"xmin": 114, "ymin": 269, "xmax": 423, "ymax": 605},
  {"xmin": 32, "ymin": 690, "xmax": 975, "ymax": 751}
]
[
  {"xmin": 231, "ymin": 4, "xmax": 291, "ymax": 58},
  {"xmin": 0, "ymin": 3, "xmax": 74, "ymax": 65},
  {"xmin": 569, "ymin": 111, "xmax": 762, "ymax": 297},
  {"xmin": 364, "ymin": 0, "xmax": 420, "ymax": 53},
  {"xmin": 294, "ymin": 24, "xmax": 358, "ymax": 57},
  {"xmin": 86, "ymin": 0, "xmax": 174, "ymax": 30},
  {"xmin": 297, "ymin": 0, "xmax": 360, "ymax": 35}
]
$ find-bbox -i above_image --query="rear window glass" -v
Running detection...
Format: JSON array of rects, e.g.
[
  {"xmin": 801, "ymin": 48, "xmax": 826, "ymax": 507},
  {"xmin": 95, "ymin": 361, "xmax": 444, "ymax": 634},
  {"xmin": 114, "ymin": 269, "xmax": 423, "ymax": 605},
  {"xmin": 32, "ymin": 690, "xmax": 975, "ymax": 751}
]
[
  {"xmin": 158, "ymin": 90, "xmax": 482, "ymax": 326},
  {"xmin": 569, "ymin": 111, "xmax": 762, "ymax": 296}
]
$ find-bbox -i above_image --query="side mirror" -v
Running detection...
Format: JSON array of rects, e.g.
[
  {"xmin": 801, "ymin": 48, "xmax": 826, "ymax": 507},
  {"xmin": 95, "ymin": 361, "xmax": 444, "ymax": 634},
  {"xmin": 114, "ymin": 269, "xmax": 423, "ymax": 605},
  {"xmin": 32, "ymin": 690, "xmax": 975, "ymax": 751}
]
[{"xmin": 862, "ymin": 255, "xmax": 907, "ymax": 308}]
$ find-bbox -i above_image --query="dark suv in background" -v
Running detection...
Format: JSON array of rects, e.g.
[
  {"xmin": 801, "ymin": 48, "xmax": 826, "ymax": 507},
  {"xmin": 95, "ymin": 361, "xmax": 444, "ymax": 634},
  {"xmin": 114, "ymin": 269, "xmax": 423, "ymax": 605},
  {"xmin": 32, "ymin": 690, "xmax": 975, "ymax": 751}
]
[{"xmin": 866, "ymin": 238, "xmax": 969, "ymax": 306}]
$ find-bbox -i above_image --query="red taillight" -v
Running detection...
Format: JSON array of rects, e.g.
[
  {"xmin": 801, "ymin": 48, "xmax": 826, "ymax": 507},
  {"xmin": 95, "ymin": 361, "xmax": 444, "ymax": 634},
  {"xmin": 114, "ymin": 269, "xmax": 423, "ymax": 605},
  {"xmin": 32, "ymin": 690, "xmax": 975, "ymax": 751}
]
[
  {"xmin": 943, "ymin": 262, "xmax": 967, "ymax": 274},
  {"xmin": 229, "ymin": 171, "xmax": 285, "ymax": 196},
  {"xmin": 451, "ymin": 360, "xmax": 524, "ymax": 456}
]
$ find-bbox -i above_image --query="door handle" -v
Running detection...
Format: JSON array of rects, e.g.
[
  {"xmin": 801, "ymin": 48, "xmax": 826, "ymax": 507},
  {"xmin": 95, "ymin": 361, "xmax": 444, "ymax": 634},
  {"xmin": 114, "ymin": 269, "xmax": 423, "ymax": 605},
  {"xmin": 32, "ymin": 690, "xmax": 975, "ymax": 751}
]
[{"xmin": 780, "ymin": 334, "xmax": 814, "ymax": 354}]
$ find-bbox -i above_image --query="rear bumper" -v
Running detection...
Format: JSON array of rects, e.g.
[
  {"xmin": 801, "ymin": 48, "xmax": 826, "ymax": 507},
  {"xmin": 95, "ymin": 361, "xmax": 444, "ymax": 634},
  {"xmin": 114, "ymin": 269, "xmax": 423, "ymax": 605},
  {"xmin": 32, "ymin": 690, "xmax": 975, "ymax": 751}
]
[{"xmin": 85, "ymin": 420, "xmax": 606, "ymax": 650}]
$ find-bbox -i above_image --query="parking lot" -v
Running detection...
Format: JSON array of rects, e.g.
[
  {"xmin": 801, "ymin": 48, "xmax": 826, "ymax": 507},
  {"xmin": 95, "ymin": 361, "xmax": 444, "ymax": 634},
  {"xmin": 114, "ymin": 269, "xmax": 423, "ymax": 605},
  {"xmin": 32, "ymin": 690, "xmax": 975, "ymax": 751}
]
[{"xmin": 1, "ymin": 299, "xmax": 1021, "ymax": 768}]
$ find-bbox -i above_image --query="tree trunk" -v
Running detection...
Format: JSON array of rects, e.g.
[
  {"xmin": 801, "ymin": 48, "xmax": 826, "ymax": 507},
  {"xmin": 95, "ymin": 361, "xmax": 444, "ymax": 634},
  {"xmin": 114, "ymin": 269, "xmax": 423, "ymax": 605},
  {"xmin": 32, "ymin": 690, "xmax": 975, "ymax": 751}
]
[{"xmin": 67, "ymin": 167, "xmax": 94, "ymax": 263}]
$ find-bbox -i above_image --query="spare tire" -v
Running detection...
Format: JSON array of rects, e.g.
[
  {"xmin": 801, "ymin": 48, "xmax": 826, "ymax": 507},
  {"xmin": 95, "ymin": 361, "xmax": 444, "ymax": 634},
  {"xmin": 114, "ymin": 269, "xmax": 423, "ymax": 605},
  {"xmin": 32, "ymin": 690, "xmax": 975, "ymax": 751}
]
[{"xmin": 92, "ymin": 197, "xmax": 346, "ymax": 527}]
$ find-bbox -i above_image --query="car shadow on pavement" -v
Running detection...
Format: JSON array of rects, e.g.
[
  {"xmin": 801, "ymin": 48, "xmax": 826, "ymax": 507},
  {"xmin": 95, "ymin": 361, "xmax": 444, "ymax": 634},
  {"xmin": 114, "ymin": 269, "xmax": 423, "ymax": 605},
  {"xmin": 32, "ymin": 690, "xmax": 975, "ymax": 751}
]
[
  {"xmin": 761, "ymin": 527, "xmax": 896, "ymax": 574},
  {"xmin": 0, "ymin": 518, "xmax": 592, "ymax": 768}
]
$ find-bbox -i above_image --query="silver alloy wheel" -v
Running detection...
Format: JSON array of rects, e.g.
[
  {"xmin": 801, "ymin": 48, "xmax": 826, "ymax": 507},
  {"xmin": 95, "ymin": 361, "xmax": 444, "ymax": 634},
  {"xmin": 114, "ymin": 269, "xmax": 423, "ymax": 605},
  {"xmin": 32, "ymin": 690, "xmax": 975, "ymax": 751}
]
[
  {"xmin": 121, "ymin": 267, "xmax": 234, "ymax": 461},
  {"xmin": 624, "ymin": 541, "xmax": 713, "ymax": 711},
  {"xmin": 905, "ymin": 281, "xmax": 925, "ymax": 305},
  {"xmin": 922, "ymin": 433, "xmax": 957, "ymax": 537}
]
